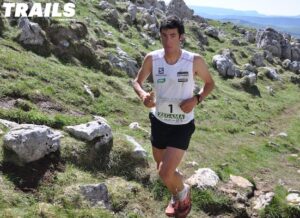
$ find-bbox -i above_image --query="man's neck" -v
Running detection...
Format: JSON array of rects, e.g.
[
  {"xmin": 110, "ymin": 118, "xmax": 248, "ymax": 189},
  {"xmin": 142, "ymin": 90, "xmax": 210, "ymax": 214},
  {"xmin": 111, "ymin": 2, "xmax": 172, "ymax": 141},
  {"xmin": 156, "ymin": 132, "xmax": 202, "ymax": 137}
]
[{"xmin": 164, "ymin": 49, "xmax": 182, "ymax": 65}]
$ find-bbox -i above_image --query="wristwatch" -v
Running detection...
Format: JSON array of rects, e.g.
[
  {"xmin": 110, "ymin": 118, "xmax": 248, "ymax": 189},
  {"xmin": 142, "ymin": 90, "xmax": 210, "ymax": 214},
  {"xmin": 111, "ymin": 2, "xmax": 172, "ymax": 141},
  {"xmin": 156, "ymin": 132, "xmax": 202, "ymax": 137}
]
[{"xmin": 194, "ymin": 93, "xmax": 203, "ymax": 105}]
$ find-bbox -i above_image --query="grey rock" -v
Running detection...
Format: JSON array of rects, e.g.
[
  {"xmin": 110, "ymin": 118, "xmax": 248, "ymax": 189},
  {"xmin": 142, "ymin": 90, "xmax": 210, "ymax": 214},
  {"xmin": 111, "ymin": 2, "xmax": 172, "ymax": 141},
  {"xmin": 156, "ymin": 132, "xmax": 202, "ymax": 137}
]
[
  {"xmin": 3, "ymin": 124, "xmax": 62, "ymax": 165},
  {"xmin": 245, "ymin": 31, "xmax": 256, "ymax": 43},
  {"xmin": 104, "ymin": 9, "xmax": 119, "ymax": 28},
  {"xmin": 157, "ymin": 0, "xmax": 167, "ymax": 12},
  {"xmin": 286, "ymin": 193, "xmax": 300, "ymax": 206},
  {"xmin": 65, "ymin": 120, "xmax": 112, "ymax": 142},
  {"xmin": 253, "ymin": 192, "xmax": 275, "ymax": 210},
  {"xmin": 80, "ymin": 183, "xmax": 111, "ymax": 208},
  {"xmin": 231, "ymin": 38, "xmax": 240, "ymax": 46},
  {"xmin": 186, "ymin": 168, "xmax": 219, "ymax": 189},
  {"xmin": 264, "ymin": 50, "xmax": 274, "ymax": 63},
  {"xmin": 125, "ymin": 135, "xmax": 147, "ymax": 159},
  {"xmin": 251, "ymin": 53, "xmax": 265, "ymax": 67},
  {"xmin": 18, "ymin": 17, "xmax": 45, "ymax": 46},
  {"xmin": 0, "ymin": 119, "xmax": 19, "ymax": 129},
  {"xmin": 98, "ymin": 1, "xmax": 114, "ymax": 10},
  {"xmin": 281, "ymin": 39, "xmax": 292, "ymax": 60},
  {"xmin": 291, "ymin": 47, "xmax": 300, "ymax": 61},
  {"xmin": 244, "ymin": 63, "xmax": 257, "ymax": 73},
  {"xmin": 282, "ymin": 59, "xmax": 291, "ymax": 69},
  {"xmin": 108, "ymin": 47, "xmax": 138, "ymax": 77},
  {"xmin": 289, "ymin": 61, "xmax": 300, "ymax": 73},
  {"xmin": 212, "ymin": 54, "xmax": 237, "ymax": 77},
  {"xmin": 264, "ymin": 67, "xmax": 280, "ymax": 80},
  {"xmin": 256, "ymin": 28, "xmax": 283, "ymax": 57},
  {"xmin": 241, "ymin": 73, "xmax": 257, "ymax": 87},
  {"xmin": 128, "ymin": 3, "xmax": 137, "ymax": 21},
  {"xmin": 166, "ymin": 0, "xmax": 194, "ymax": 20},
  {"xmin": 204, "ymin": 26, "xmax": 220, "ymax": 40}
]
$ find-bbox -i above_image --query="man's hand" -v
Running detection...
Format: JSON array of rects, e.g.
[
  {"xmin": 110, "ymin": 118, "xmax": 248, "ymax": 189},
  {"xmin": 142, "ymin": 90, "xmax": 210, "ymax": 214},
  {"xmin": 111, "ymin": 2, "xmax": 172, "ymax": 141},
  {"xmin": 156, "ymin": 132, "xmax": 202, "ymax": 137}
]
[
  {"xmin": 142, "ymin": 91, "xmax": 156, "ymax": 108},
  {"xmin": 180, "ymin": 96, "xmax": 197, "ymax": 113}
]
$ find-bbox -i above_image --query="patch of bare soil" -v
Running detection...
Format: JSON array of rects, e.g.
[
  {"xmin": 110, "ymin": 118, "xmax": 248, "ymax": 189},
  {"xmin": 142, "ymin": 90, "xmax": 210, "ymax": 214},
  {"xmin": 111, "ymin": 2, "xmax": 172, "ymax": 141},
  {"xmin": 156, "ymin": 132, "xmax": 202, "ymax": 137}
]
[{"xmin": 0, "ymin": 150, "xmax": 65, "ymax": 192}]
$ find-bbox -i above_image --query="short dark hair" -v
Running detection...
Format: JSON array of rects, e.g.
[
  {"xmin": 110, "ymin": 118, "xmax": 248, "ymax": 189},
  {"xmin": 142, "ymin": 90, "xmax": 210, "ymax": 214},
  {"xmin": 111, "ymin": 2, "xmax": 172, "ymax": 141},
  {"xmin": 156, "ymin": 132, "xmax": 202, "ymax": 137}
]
[{"xmin": 159, "ymin": 15, "xmax": 185, "ymax": 35}]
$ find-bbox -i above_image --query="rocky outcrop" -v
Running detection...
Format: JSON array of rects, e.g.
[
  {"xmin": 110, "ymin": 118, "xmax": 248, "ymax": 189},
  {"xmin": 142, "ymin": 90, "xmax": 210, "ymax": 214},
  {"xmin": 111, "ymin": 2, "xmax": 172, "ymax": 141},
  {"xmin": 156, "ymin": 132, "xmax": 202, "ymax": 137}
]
[
  {"xmin": 166, "ymin": 0, "xmax": 194, "ymax": 20},
  {"xmin": 256, "ymin": 28, "xmax": 300, "ymax": 61},
  {"xmin": 18, "ymin": 17, "xmax": 51, "ymax": 56},
  {"xmin": 46, "ymin": 22, "xmax": 102, "ymax": 69},
  {"xmin": 3, "ymin": 124, "xmax": 62, "ymax": 165},
  {"xmin": 204, "ymin": 26, "xmax": 221, "ymax": 41}
]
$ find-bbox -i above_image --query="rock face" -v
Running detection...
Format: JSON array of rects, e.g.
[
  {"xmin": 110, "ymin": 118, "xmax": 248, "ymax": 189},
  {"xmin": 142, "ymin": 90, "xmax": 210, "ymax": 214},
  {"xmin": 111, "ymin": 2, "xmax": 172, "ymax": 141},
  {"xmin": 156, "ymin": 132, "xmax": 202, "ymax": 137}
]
[
  {"xmin": 256, "ymin": 28, "xmax": 300, "ymax": 61},
  {"xmin": 3, "ymin": 124, "xmax": 62, "ymax": 165},
  {"xmin": 166, "ymin": 0, "xmax": 194, "ymax": 20}
]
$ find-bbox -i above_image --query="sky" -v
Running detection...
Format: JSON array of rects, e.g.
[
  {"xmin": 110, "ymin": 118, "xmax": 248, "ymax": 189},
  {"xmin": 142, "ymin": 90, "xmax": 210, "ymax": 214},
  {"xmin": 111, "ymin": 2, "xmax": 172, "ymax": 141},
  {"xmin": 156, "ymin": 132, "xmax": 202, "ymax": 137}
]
[{"xmin": 163, "ymin": 0, "xmax": 300, "ymax": 16}]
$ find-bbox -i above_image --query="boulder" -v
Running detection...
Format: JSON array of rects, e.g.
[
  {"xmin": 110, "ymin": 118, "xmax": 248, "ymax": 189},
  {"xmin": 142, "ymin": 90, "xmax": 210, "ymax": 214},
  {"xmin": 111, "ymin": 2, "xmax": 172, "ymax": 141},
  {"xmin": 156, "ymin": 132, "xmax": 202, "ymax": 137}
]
[
  {"xmin": 97, "ymin": 1, "xmax": 114, "ymax": 10},
  {"xmin": 264, "ymin": 67, "xmax": 280, "ymax": 80},
  {"xmin": 291, "ymin": 47, "xmax": 300, "ymax": 61},
  {"xmin": 108, "ymin": 47, "xmax": 138, "ymax": 77},
  {"xmin": 103, "ymin": 9, "xmax": 120, "ymax": 29},
  {"xmin": 65, "ymin": 120, "xmax": 112, "ymax": 143},
  {"xmin": 212, "ymin": 54, "xmax": 237, "ymax": 77},
  {"xmin": 282, "ymin": 59, "xmax": 291, "ymax": 70},
  {"xmin": 289, "ymin": 61, "xmax": 300, "ymax": 74},
  {"xmin": 186, "ymin": 168, "xmax": 219, "ymax": 189},
  {"xmin": 241, "ymin": 73, "xmax": 257, "ymax": 87},
  {"xmin": 18, "ymin": 17, "xmax": 51, "ymax": 56},
  {"xmin": 204, "ymin": 26, "xmax": 220, "ymax": 40},
  {"xmin": 256, "ymin": 28, "xmax": 283, "ymax": 57},
  {"xmin": 125, "ymin": 135, "xmax": 147, "ymax": 159},
  {"xmin": 3, "ymin": 124, "xmax": 62, "ymax": 165},
  {"xmin": 127, "ymin": 3, "xmax": 137, "ymax": 21},
  {"xmin": 251, "ymin": 53, "xmax": 265, "ymax": 67},
  {"xmin": 80, "ymin": 183, "xmax": 111, "ymax": 208},
  {"xmin": 245, "ymin": 31, "xmax": 256, "ymax": 43}
]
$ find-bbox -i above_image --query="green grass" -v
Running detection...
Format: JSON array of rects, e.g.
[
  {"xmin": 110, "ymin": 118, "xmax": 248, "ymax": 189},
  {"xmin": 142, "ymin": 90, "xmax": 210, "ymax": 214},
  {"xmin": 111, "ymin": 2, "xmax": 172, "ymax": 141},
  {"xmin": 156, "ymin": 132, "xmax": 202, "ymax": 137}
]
[{"xmin": 0, "ymin": 1, "xmax": 300, "ymax": 217}]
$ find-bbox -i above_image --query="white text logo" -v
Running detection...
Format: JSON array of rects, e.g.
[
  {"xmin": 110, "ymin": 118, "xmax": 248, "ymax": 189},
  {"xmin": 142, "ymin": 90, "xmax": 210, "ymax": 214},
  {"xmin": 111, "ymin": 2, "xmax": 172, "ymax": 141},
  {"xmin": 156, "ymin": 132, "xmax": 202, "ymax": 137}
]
[{"xmin": 1, "ymin": 3, "xmax": 76, "ymax": 18}]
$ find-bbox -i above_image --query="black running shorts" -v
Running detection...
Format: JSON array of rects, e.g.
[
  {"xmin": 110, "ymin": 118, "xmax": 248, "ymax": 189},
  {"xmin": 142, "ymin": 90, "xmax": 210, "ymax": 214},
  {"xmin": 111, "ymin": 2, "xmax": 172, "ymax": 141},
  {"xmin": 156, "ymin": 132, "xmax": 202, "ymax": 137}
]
[{"xmin": 149, "ymin": 112, "xmax": 195, "ymax": 150}]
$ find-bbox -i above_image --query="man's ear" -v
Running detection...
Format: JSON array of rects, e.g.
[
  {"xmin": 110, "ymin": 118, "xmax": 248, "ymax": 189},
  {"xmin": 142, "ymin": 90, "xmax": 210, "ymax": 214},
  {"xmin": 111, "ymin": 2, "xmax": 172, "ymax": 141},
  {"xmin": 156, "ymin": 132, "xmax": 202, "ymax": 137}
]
[{"xmin": 179, "ymin": 34, "xmax": 185, "ymax": 42}]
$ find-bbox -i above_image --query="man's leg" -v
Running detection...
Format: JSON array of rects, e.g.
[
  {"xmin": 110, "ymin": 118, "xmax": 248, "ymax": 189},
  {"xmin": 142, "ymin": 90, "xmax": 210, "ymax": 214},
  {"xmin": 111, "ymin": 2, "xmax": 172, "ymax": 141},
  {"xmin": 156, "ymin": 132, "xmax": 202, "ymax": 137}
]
[
  {"xmin": 152, "ymin": 146, "xmax": 165, "ymax": 170},
  {"xmin": 158, "ymin": 146, "xmax": 185, "ymax": 196}
]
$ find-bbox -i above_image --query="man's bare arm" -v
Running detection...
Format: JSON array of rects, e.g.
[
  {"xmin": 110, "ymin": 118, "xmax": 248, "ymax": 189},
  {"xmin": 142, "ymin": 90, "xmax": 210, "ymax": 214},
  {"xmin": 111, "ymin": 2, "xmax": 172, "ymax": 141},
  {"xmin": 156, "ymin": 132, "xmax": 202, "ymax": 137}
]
[
  {"xmin": 193, "ymin": 54, "xmax": 215, "ymax": 102},
  {"xmin": 133, "ymin": 54, "xmax": 155, "ymax": 108},
  {"xmin": 180, "ymin": 54, "xmax": 214, "ymax": 113}
]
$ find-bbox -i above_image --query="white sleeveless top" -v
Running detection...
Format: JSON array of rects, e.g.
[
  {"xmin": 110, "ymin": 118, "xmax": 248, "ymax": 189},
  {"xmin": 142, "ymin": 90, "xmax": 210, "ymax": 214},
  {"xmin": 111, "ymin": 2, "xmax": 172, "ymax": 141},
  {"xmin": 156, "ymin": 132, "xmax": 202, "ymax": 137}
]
[{"xmin": 150, "ymin": 49, "xmax": 195, "ymax": 125}]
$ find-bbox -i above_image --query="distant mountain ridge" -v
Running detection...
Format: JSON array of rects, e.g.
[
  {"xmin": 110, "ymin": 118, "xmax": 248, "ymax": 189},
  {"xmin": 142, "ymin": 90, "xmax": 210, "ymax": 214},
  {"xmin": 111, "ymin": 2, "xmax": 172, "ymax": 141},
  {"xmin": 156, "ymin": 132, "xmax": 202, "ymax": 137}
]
[{"xmin": 190, "ymin": 6, "xmax": 300, "ymax": 38}]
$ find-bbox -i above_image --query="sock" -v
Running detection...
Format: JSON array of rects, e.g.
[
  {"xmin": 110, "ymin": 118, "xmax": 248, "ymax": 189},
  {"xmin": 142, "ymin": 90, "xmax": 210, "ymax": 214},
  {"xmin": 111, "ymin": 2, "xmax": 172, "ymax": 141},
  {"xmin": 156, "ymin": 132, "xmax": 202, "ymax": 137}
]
[{"xmin": 176, "ymin": 184, "xmax": 189, "ymax": 201}]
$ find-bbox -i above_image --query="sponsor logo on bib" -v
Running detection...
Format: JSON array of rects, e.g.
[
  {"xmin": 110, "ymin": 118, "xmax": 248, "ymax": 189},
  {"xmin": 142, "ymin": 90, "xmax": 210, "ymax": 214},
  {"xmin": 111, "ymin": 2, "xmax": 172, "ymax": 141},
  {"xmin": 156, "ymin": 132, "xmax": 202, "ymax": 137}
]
[{"xmin": 157, "ymin": 78, "xmax": 166, "ymax": 83}]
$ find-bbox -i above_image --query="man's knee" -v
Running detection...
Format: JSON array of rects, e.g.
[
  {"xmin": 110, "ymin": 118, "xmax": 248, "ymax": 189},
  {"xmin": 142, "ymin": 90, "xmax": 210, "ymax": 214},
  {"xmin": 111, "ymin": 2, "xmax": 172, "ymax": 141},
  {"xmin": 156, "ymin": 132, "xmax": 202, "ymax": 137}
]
[{"xmin": 158, "ymin": 165, "xmax": 174, "ymax": 182}]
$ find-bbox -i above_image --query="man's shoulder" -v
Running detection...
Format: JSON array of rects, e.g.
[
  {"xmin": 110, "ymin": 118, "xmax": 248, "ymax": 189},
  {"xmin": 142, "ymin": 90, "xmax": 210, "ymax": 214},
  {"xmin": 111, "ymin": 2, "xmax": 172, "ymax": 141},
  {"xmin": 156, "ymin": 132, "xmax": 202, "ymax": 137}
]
[{"xmin": 148, "ymin": 49, "xmax": 164, "ymax": 59}]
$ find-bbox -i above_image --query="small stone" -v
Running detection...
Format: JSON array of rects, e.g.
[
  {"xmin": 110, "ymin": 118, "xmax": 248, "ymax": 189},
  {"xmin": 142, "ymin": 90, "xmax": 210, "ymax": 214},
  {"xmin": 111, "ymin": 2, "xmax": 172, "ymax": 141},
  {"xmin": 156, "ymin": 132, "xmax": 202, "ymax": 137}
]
[
  {"xmin": 278, "ymin": 132, "xmax": 288, "ymax": 137},
  {"xmin": 250, "ymin": 131, "xmax": 256, "ymax": 135},
  {"xmin": 286, "ymin": 193, "xmax": 300, "ymax": 205},
  {"xmin": 290, "ymin": 154, "xmax": 298, "ymax": 157},
  {"xmin": 230, "ymin": 175, "xmax": 253, "ymax": 188},
  {"xmin": 253, "ymin": 192, "xmax": 274, "ymax": 210},
  {"xmin": 186, "ymin": 161, "xmax": 199, "ymax": 167}
]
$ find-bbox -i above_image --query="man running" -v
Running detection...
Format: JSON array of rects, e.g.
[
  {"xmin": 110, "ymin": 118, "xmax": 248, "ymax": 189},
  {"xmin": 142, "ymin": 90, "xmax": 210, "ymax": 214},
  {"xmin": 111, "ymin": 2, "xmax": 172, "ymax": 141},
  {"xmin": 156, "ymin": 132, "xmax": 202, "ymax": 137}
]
[{"xmin": 133, "ymin": 15, "xmax": 214, "ymax": 217}]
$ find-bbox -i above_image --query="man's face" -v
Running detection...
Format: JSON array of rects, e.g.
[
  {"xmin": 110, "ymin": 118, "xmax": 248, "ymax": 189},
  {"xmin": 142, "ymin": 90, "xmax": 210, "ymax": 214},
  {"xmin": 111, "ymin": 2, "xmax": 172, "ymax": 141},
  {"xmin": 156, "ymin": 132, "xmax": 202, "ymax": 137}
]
[{"xmin": 160, "ymin": 28, "xmax": 183, "ymax": 53}]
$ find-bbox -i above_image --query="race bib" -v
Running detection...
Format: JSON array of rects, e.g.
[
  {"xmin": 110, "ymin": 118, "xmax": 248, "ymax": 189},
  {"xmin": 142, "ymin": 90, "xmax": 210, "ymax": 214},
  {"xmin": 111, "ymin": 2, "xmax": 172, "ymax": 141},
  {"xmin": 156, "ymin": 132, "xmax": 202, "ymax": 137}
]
[{"xmin": 155, "ymin": 100, "xmax": 185, "ymax": 122}]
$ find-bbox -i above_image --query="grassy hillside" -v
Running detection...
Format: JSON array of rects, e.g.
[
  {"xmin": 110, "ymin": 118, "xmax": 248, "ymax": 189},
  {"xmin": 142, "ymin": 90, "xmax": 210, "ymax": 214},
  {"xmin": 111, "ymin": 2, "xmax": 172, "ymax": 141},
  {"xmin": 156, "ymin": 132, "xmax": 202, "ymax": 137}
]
[{"xmin": 0, "ymin": 1, "xmax": 299, "ymax": 217}]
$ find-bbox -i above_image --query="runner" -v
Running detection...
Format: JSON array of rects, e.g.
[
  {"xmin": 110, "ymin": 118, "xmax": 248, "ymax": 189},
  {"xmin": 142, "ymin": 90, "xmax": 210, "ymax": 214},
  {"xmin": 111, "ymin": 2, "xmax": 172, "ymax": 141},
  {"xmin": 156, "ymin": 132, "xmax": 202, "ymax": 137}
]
[{"xmin": 133, "ymin": 15, "xmax": 214, "ymax": 217}]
